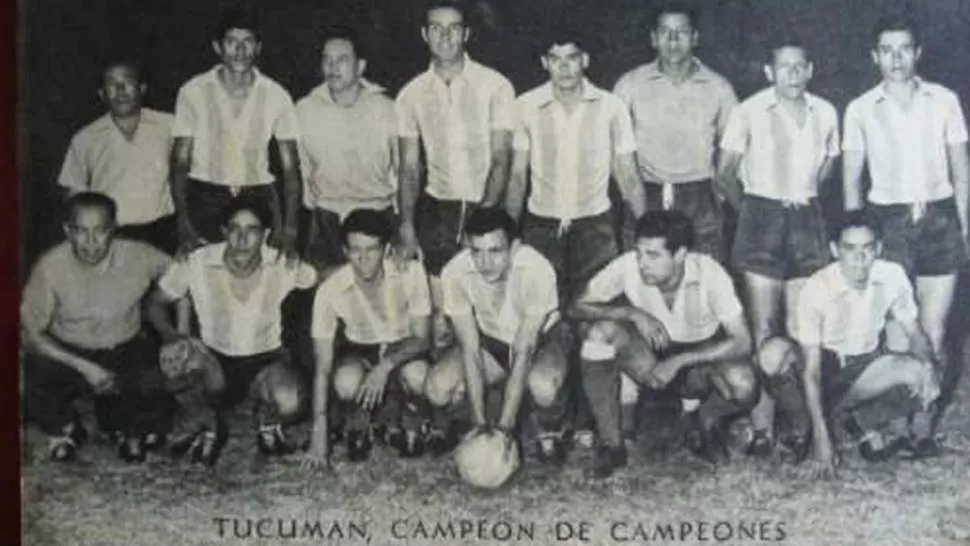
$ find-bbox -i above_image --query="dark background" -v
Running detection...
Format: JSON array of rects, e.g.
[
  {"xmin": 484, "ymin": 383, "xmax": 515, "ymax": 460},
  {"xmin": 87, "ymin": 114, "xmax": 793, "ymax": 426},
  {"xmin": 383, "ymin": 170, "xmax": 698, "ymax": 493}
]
[{"xmin": 19, "ymin": 0, "xmax": 970, "ymax": 271}]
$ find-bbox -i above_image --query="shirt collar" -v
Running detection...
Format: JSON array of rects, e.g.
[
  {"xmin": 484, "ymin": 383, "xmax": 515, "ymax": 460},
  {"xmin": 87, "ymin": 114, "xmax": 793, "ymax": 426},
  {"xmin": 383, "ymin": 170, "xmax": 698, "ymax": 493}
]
[
  {"xmin": 426, "ymin": 53, "xmax": 476, "ymax": 84},
  {"xmin": 645, "ymin": 57, "xmax": 711, "ymax": 82},
  {"xmin": 763, "ymin": 89, "xmax": 820, "ymax": 112},
  {"xmin": 534, "ymin": 79, "xmax": 603, "ymax": 108},
  {"xmin": 206, "ymin": 64, "xmax": 268, "ymax": 89},
  {"xmin": 830, "ymin": 261, "xmax": 886, "ymax": 297},
  {"xmin": 312, "ymin": 78, "xmax": 386, "ymax": 105},
  {"xmin": 201, "ymin": 242, "xmax": 275, "ymax": 270},
  {"xmin": 93, "ymin": 109, "xmax": 162, "ymax": 135},
  {"xmin": 873, "ymin": 76, "xmax": 933, "ymax": 103}
]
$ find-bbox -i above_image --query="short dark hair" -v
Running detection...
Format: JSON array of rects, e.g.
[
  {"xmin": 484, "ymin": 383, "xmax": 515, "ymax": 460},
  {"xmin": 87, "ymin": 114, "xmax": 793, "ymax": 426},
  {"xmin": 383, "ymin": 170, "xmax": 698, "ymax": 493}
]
[
  {"xmin": 652, "ymin": 1, "xmax": 698, "ymax": 31},
  {"xmin": 871, "ymin": 13, "xmax": 921, "ymax": 49},
  {"xmin": 320, "ymin": 24, "xmax": 368, "ymax": 61},
  {"xmin": 219, "ymin": 195, "xmax": 272, "ymax": 230},
  {"xmin": 424, "ymin": 0, "xmax": 469, "ymax": 26},
  {"xmin": 65, "ymin": 192, "xmax": 117, "ymax": 226},
  {"xmin": 765, "ymin": 34, "xmax": 810, "ymax": 65},
  {"xmin": 540, "ymin": 20, "xmax": 589, "ymax": 55},
  {"xmin": 830, "ymin": 209, "xmax": 883, "ymax": 243},
  {"xmin": 340, "ymin": 209, "xmax": 394, "ymax": 246},
  {"xmin": 633, "ymin": 210, "xmax": 695, "ymax": 253},
  {"xmin": 101, "ymin": 57, "xmax": 145, "ymax": 85},
  {"xmin": 464, "ymin": 207, "xmax": 516, "ymax": 242},
  {"xmin": 214, "ymin": 5, "xmax": 261, "ymax": 42}
]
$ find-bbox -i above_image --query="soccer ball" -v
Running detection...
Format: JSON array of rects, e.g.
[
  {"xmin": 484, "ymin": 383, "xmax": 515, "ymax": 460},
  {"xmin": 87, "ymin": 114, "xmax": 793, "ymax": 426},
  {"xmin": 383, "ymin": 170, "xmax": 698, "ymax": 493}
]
[
  {"xmin": 454, "ymin": 429, "xmax": 520, "ymax": 489},
  {"xmin": 159, "ymin": 338, "xmax": 216, "ymax": 391}
]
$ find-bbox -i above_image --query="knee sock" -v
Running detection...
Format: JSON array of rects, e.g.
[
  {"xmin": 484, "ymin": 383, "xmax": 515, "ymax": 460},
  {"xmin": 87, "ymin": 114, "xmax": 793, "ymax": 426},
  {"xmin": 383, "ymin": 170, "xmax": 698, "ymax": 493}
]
[{"xmin": 580, "ymin": 355, "xmax": 621, "ymax": 448}]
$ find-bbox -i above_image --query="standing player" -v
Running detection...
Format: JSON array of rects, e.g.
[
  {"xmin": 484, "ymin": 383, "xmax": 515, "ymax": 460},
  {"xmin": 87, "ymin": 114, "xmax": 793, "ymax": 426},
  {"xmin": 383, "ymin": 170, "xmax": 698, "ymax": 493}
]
[
  {"xmin": 613, "ymin": 1, "xmax": 737, "ymax": 259},
  {"xmin": 396, "ymin": 0, "xmax": 516, "ymax": 347},
  {"xmin": 171, "ymin": 7, "xmax": 302, "ymax": 258},
  {"xmin": 58, "ymin": 60, "xmax": 177, "ymax": 254},
  {"xmin": 717, "ymin": 38, "xmax": 839, "ymax": 454},
  {"xmin": 296, "ymin": 26, "xmax": 399, "ymax": 276},
  {"xmin": 302, "ymin": 210, "xmax": 433, "ymax": 470},
  {"xmin": 22, "ymin": 192, "xmax": 175, "ymax": 462},
  {"xmin": 574, "ymin": 211, "xmax": 758, "ymax": 477},
  {"xmin": 794, "ymin": 211, "xmax": 941, "ymax": 475},
  {"xmin": 424, "ymin": 208, "xmax": 570, "ymax": 464},
  {"xmin": 147, "ymin": 196, "xmax": 316, "ymax": 465},
  {"xmin": 506, "ymin": 27, "xmax": 646, "ymax": 309},
  {"xmin": 843, "ymin": 15, "xmax": 968, "ymax": 395}
]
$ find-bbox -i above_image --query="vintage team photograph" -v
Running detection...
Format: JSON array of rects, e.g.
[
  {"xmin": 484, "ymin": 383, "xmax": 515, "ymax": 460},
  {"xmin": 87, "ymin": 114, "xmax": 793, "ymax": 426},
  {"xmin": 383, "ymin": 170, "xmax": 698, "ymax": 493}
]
[{"xmin": 18, "ymin": 0, "xmax": 970, "ymax": 544}]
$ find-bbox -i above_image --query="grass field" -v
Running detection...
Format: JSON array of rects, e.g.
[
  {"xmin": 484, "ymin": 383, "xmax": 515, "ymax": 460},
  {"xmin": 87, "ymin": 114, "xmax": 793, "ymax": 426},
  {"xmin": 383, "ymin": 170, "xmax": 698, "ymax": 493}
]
[{"xmin": 22, "ymin": 359, "xmax": 970, "ymax": 546}]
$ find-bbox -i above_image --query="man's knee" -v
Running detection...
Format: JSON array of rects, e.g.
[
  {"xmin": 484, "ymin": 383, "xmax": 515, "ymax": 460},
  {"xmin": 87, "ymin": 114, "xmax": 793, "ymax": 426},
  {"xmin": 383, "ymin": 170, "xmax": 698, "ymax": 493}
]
[
  {"xmin": 400, "ymin": 360, "xmax": 430, "ymax": 395},
  {"xmin": 333, "ymin": 359, "xmax": 366, "ymax": 401},
  {"xmin": 720, "ymin": 362, "xmax": 760, "ymax": 407},
  {"xmin": 527, "ymin": 367, "xmax": 565, "ymax": 408},
  {"xmin": 271, "ymin": 383, "xmax": 302, "ymax": 419},
  {"xmin": 581, "ymin": 320, "xmax": 626, "ymax": 361},
  {"xmin": 757, "ymin": 337, "xmax": 801, "ymax": 377},
  {"xmin": 884, "ymin": 320, "xmax": 911, "ymax": 353},
  {"xmin": 889, "ymin": 355, "xmax": 940, "ymax": 407},
  {"xmin": 424, "ymin": 360, "xmax": 462, "ymax": 408}
]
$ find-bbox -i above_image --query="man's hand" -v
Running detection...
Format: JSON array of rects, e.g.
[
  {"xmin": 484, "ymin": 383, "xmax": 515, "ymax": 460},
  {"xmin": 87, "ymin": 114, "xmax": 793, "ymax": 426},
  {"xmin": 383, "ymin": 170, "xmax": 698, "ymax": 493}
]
[
  {"xmin": 630, "ymin": 309, "xmax": 671, "ymax": 352},
  {"xmin": 299, "ymin": 445, "xmax": 332, "ymax": 474},
  {"xmin": 177, "ymin": 217, "xmax": 207, "ymax": 258},
  {"xmin": 645, "ymin": 355, "xmax": 682, "ymax": 390},
  {"xmin": 798, "ymin": 441, "xmax": 840, "ymax": 480},
  {"xmin": 355, "ymin": 361, "xmax": 393, "ymax": 411},
  {"xmin": 83, "ymin": 365, "xmax": 117, "ymax": 395},
  {"xmin": 396, "ymin": 222, "xmax": 420, "ymax": 263}
]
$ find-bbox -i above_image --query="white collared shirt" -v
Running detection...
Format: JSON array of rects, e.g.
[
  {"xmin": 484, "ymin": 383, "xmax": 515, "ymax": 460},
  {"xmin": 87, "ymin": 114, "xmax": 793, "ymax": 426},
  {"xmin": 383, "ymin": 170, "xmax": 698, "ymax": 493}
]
[
  {"xmin": 582, "ymin": 251, "xmax": 743, "ymax": 344},
  {"xmin": 173, "ymin": 66, "xmax": 301, "ymax": 187},
  {"xmin": 396, "ymin": 55, "xmax": 515, "ymax": 202},
  {"xmin": 58, "ymin": 109, "xmax": 175, "ymax": 225},
  {"xmin": 720, "ymin": 88, "xmax": 840, "ymax": 202},
  {"xmin": 311, "ymin": 259, "xmax": 432, "ymax": 345},
  {"xmin": 513, "ymin": 80, "xmax": 636, "ymax": 220},
  {"xmin": 843, "ymin": 78, "xmax": 968, "ymax": 205},
  {"xmin": 795, "ymin": 260, "xmax": 919, "ymax": 357},
  {"xmin": 158, "ymin": 243, "xmax": 317, "ymax": 356}
]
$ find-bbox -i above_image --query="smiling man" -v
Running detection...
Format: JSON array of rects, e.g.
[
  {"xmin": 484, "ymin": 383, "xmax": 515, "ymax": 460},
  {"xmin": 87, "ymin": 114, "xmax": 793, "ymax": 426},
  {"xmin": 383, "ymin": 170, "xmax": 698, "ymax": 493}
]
[{"xmin": 171, "ymin": 6, "xmax": 302, "ymax": 258}]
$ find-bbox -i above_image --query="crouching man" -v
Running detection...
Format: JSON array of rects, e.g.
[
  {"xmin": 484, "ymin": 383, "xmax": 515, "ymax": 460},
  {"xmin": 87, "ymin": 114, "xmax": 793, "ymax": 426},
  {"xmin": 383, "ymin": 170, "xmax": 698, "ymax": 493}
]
[
  {"xmin": 794, "ymin": 211, "xmax": 941, "ymax": 476},
  {"xmin": 424, "ymin": 208, "xmax": 571, "ymax": 465},
  {"xmin": 574, "ymin": 210, "xmax": 758, "ymax": 477},
  {"xmin": 301, "ymin": 210, "xmax": 433, "ymax": 470},
  {"xmin": 148, "ymin": 196, "xmax": 317, "ymax": 465},
  {"xmin": 21, "ymin": 192, "xmax": 175, "ymax": 462}
]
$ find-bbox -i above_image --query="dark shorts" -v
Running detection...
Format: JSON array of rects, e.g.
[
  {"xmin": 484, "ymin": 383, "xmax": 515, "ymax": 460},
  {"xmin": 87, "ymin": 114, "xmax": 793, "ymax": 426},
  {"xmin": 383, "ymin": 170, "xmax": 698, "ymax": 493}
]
[
  {"xmin": 482, "ymin": 321, "xmax": 570, "ymax": 371},
  {"xmin": 870, "ymin": 197, "xmax": 968, "ymax": 276},
  {"xmin": 304, "ymin": 206, "xmax": 397, "ymax": 272},
  {"xmin": 116, "ymin": 214, "xmax": 179, "ymax": 255},
  {"xmin": 523, "ymin": 210, "xmax": 618, "ymax": 306},
  {"xmin": 820, "ymin": 349, "xmax": 883, "ymax": 410},
  {"xmin": 732, "ymin": 195, "xmax": 830, "ymax": 280},
  {"xmin": 416, "ymin": 193, "xmax": 475, "ymax": 277},
  {"xmin": 211, "ymin": 347, "xmax": 291, "ymax": 409},
  {"xmin": 187, "ymin": 179, "xmax": 281, "ymax": 244},
  {"xmin": 640, "ymin": 179, "xmax": 724, "ymax": 262}
]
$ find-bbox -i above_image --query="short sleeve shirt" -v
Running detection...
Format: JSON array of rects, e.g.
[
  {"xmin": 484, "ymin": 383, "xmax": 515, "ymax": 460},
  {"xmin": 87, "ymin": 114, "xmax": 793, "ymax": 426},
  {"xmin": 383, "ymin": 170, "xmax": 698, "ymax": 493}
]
[
  {"xmin": 396, "ymin": 55, "xmax": 515, "ymax": 202},
  {"xmin": 172, "ymin": 66, "xmax": 300, "ymax": 187},
  {"xmin": 441, "ymin": 243, "xmax": 559, "ymax": 345},
  {"xmin": 582, "ymin": 251, "xmax": 743, "ymax": 344},
  {"xmin": 513, "ymin": 81, "xmax": 636, "ymax": 219},
  {"xmin": 842, "ymin": 79, "xmax": 968, "ymax": 204},
  {"xmin": 158, "ymin": 243, "xmax": 316, "ymax": 356},
  {"xmin": 720, "ymin": 88, "xmax": 840, "ymax": 201},
  {"xmin": 310, "ymin": 259, "xmax": 432, "ymax": 345},
  {"xmin": 57, "ymin": 109, "xmax": 175, "ymax": 225},
  {"xmin": 21, "ymin": 240, "xmax": 171, "ymax": 349},
  {"xmin": 795, "ymin": 260, "xmax": 919, "ymax": 357}
]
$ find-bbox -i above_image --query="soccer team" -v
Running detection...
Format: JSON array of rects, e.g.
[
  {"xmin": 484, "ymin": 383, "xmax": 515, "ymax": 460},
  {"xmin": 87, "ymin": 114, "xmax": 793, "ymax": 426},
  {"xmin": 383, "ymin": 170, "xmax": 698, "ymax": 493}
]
[{"xmin": 21, "ymin": 0, "xmax": 968, "ymax": 481}]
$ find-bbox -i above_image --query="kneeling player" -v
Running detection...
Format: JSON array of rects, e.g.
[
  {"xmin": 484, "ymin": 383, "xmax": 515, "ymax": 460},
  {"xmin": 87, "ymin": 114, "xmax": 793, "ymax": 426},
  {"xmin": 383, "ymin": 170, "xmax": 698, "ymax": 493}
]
[
  {"xmin": 302, "ymin": 210, "xmax": 432, "ymax": 470},
  {"xmin": 794, "ymin": 211, "xmax": 941, "ymax": 475},
  {"xmin": 148, "ymin": 196, "xmax": 317, "ymax": 465},
  {"xmin": 424, "ymin": 208, "xmax": 570, "ymax": 464},
  {"xmin": 574, "ymin": 210, "xmax": 758, "ymax": 477}
]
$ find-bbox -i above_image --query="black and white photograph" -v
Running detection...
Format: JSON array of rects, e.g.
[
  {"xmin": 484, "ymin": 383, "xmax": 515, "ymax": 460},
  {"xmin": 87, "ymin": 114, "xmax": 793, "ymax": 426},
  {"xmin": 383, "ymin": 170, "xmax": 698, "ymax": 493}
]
[{"xmin": 18, "ymin": 0, "xmax": 970, "ymax": 544}]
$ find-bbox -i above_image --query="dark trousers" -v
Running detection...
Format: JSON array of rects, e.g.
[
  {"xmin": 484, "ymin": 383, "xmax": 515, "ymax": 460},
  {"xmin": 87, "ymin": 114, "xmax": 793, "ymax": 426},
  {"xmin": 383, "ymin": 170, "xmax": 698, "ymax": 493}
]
[
  {"xmin": 116, "ymin": 214, "xmax": 179, "ymax": 255},
  {"xmin": 186, "ymin": 179, "xmax": 282, "ymax": 243},
  {"xmin": 24, "ymin": 333, "xmax": 175, "ymax": 437},
  {"xmin": 628, "ymin": 179, "xmax": 725, "ymax": 261},
  {"xmin": 304, "ymin": 206, "xmax": 397, "ymax": 272},
  {"xmin": 416, "ymin": 194, "xmax": 476, "ymax": 277}
]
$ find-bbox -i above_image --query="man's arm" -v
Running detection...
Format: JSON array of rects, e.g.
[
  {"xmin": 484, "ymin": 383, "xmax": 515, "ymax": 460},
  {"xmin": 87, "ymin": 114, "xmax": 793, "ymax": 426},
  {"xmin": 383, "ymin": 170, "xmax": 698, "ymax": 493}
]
[
  {"xmin": 451, "ymin": 312, "xmax": 489, "ymax": 427},
  {"xmin": 146, "ymin": 287, "xmax": 188, "ymax": 344},
  {"xmin": 613, "ymin": 153, "xmax": 646, "ymax": 219},
  {"xmin": 481, "ymin": 130, "xmax": 512, "ymax": 207},
  {"xmin": 383, "ymin": 316, "xmax": 432, "ymax": 368},
  {"xmin": 715, "ymin": 149, "xmax": 745, "ymax": 211},
  {"xmin": 504, "ymin": 149, "xmax": 530, "ymax": 222},
  {"xmin": 842, "ymin": 150, "xmax": 866, "ymax": 211},
  {"xmin": 896, "ymin": 316, "xmax": 936, "ymax": 366},
  {"xmin": 947, "ymin": 142, "xmax": 970, "ymax": 242},
  {"xmin": 276, "ymin": 139, "xmax": 303, "ymax": 256},
  {"xmin": 496, "ymin": 312, "xmax": 546, "ymax": 430},
  {"xmin": 802, "ymin": 343, "xmax": 835, "ymax": 465},
  {"xmin": 398, "ymin": 136, "xmax": 423, "ymax": 259},
  {"xmin": 304, "ymin": 338, "xmax": 335, "ymax": 466},
  {"xmin": 170, "ymin": 136, "xmax": 202, "ymax": 248},
  {"xmin": 816, "ymin": 156, "xmax": 837, "ymax": 195},
  {"xmin": 21, "ymin": 326, "xmax": 115, "ymax": 393}
]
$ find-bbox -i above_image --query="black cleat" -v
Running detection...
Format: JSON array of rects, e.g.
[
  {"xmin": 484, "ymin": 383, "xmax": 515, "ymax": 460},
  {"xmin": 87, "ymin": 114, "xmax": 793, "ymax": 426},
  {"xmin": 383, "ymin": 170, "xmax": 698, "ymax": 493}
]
[
  {"xmin": 117, "ymin": 436, "xmax": 147, "ymax": 463},
  {"xmin": 397, "ymin": 428, "xmax": 425, "ymax": 459},
  {"xmin": 899, "ymin": 437, "xmax": 942, "ymax": 460},
  {"xmin": 425, "ymin": 425, "xmax": 460, "ymax": 458},
  {"xmin": 257, "ymin": 424, "xmax": 296, "ymax": 456},
  {"xmin": 685, "ymin": 412, "xmax": 729, "ymax": 464},
  {"xmin": 346, "ymin": 429, "xmax": 372, "ymax": 462},
  {"xmin": 49, "ymin": 437, "xmax": 78, "ymax": 462},
  {"xmin": 536, "ymin": 434, "xmax": 570, "ymax": 467},
  {"xmin": 191, "ymin": 430, "xmax": 225, "ymax": 467},
  {"xmin": 745, "ymin": 430, "xmax": 774, "ymax": 458},
  {"xmin": 142, "ymin": 432, "xmax": 167, "ymax": 452},
  {"xmin": 780, "ymin": 433, "xmax": 812, "ymax": 465},
  {"xmin": 588, "ymin": 444, "xmax": 628, "ymax": 479}
]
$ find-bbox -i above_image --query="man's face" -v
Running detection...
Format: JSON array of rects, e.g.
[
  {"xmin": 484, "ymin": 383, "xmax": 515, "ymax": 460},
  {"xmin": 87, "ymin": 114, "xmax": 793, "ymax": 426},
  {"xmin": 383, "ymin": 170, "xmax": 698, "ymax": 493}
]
[
  {"xmin": 650, "ymin": 12, "xmax": 698, "ymax": 65},
  {"xmin": 65, "ymin": 206, "xmax": 114, "ymax": 266},
  {"xmin": 872, "ymin": 30, "xmax": 920, "ymax": 83},
  {"xmin": 345, "ymin": 232, "xmax": 386, "ymax": 282},
  {"xmin": 832, "ymin": 226, "xmax": 881, "ymax": 287},
  {"xmin": 222, "ymin": 210, "xmax": 267, "ymax": 264},
  {"xmin": 468, "ymin": 230, "xmax": 512, "ymax": 284},
  {"xmin": 541, "ymin": 43, "xmax": 588, "ymax": 92},
  {"xmin": 422, "ymin": 7, "xmax": 469, "ymax": 64},
  {"xmin": 634, "ymin": 237, "xmax": 681, "ymax": 286},
  {"xmin": 100, "ymin": 65, "xmax": 145, "ymax": 118},
  {"xmin": 765, "ymin": 46, "xmax": 813, "ymax": 100},
  {"xmin": 322, "ymin": 38, "xmax": 364, "ymax": 94},
  {"xmin": 213, "ymin": 28, "xmax": 261, "ymax": 74}
]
